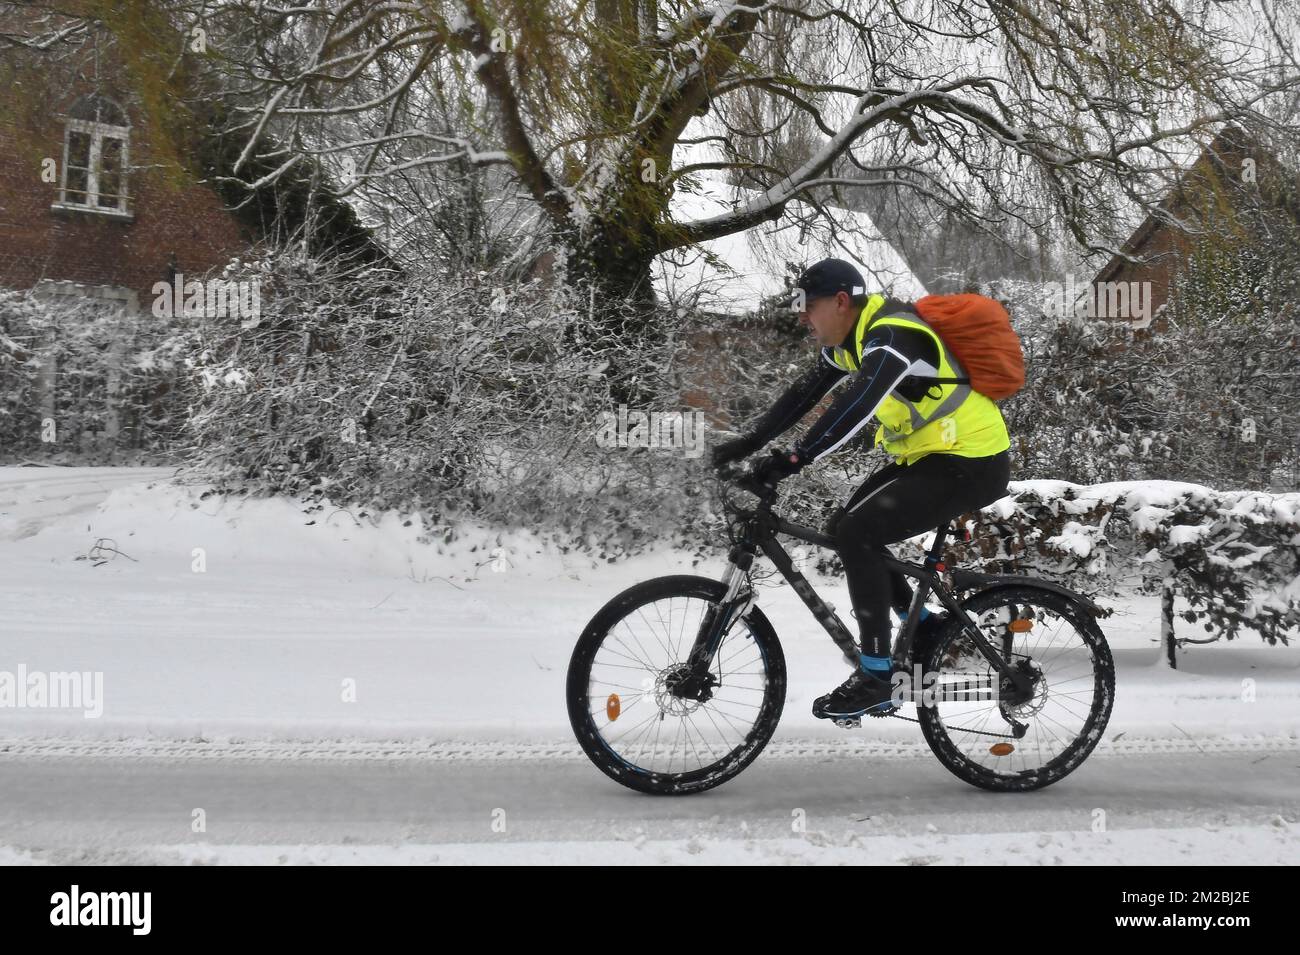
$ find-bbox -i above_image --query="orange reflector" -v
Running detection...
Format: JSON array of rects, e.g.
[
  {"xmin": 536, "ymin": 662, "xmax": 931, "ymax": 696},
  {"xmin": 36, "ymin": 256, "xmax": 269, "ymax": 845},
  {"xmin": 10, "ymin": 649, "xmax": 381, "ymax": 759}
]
[
  {"xmin": 990, "ymin": 742, "xmax": 1015, "ymax": 756},
  {"xmin": 1007, "ymin": 619, "xmax": 1033, "ymax": 632},
  {"xmin": 606, "ymin": 694, "xmax": 621, "ymax": 721}
]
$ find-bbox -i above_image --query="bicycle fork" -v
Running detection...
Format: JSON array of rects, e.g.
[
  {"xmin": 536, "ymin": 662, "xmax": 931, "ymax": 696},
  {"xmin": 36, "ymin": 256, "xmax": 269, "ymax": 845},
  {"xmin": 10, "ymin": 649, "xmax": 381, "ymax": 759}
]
[
  {"xmin": 682, "ymin": 547, "xmax": 755, "ymax": 679},
  {"xmin": 685, "ymin": 540, "xmax": 861, "ymax": 679}
]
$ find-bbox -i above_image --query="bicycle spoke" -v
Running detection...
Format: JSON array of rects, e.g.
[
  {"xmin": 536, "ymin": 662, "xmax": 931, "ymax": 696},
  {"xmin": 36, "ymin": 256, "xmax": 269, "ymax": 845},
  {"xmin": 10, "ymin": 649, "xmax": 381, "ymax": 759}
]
[
  {"xmin": 579, "ymin": 590, "xmax": 772, "ymax": 779},
  {"xmin": 924, "ymin": 591, "xmax": 1112, "ymax": 783}
]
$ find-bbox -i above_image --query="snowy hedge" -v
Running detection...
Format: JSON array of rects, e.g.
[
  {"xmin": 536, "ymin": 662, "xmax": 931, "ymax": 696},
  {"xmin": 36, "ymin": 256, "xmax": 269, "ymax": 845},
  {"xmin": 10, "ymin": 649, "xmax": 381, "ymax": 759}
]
[
  {"xmin": 183, "ymin": 251, "xmax": 725, "ymax": 559},
  {"xmin": 0, "ymin": 289, "xmax": 191, "ymax": 462},
  {"xmin": 921, "ymin": 480, "xmax": 1300, "ymax": 657},
  {"xmin": 984, "ymin": 278, "xmax": 1300, "ymax": 493}
]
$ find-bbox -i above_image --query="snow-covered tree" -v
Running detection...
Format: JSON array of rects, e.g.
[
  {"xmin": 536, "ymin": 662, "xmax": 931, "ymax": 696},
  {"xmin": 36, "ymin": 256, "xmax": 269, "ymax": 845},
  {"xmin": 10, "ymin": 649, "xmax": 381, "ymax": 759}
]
[{"xmin": 23, "ymin": 2, "xmax": 1290, "ymax": 306}]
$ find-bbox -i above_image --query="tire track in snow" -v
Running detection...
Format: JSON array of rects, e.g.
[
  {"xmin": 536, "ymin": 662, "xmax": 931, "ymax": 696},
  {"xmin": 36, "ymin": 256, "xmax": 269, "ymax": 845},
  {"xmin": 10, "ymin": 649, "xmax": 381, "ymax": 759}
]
[{"xmin": 0, "ymin": 734, "xmax": 1295, "ymax": 762}]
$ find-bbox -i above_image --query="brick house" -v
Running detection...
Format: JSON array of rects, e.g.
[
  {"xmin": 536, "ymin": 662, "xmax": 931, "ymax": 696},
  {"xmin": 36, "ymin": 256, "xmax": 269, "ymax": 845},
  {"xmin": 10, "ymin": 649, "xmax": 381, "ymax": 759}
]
[
  {"xmin": 0, "ymin": 20, "xmax": 258, "ymax": 452},
  {"xmin": 1090, "ymin": 123, "xmax": 1300, "ymax": 331},
  {"xmin": 0, "ymin": 10, "xmax": 389, "ymax": 456},
  {"xmin": 0, "ymin": 42, "xmax": 254, "ymax": 316}
]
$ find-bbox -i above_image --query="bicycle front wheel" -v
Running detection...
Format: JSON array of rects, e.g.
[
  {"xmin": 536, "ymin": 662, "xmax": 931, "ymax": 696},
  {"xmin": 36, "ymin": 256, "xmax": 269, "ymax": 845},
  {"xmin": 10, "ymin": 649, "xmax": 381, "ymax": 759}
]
[
  {"xmin": 918, "ymin": 586, "xmax": 1115, "ymax": 792},
  {"xmin": 566, "ymin": 575, "xmax": 786, "ymax": 795}
]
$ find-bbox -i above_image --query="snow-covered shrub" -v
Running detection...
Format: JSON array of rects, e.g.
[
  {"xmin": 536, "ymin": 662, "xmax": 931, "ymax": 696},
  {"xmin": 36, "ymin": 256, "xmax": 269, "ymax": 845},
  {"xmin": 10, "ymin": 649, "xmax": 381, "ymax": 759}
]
[
  {"xmin": 921, "ymin": 480, "xmax": 1300, "ymax": 655},
  {"xmin": 0, "ymin": 289, "xmax": 192, "ymax": 462},
  {"xmin": 184, "ymin": 251, "xmax": 721, "ymax": 557},
  {"xmin": 981, "ymin": 277, "xmax": 1300, "ymax": 491}
]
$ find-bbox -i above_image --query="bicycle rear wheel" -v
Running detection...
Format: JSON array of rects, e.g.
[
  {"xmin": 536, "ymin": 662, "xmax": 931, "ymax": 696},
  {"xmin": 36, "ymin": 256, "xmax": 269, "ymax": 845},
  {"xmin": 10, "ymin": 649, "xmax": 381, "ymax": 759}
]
[
  {"xmin": 918, "ymin": 586, "xmax": 1114, "ymax": 792},
  {"xmin": 566, "ymin": 575, "xmax": 786, "ymax": 795}
]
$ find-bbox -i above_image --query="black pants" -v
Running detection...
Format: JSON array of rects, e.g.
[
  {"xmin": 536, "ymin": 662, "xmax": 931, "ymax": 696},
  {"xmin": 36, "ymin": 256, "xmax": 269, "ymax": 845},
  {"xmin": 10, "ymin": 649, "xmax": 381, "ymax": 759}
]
[{"xmin": 825, "ymin": 449, "xmax": 1011, "ymax": 657}]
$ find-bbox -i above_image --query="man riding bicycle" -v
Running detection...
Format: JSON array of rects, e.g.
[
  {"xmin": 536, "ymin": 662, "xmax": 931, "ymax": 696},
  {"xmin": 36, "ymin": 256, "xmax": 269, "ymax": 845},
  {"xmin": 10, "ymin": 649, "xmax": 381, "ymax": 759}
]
[{"xmin": 711, "ymin": 258, "xmax": 1013, "ymax": 721}]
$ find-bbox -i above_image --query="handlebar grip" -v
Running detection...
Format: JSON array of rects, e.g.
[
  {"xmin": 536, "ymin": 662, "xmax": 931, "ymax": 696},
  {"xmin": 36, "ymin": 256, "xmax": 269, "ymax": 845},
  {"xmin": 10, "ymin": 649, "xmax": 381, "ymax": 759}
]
[{"xmin": 735, "ymin": 473, "xmax": 779, "ymax": 499}]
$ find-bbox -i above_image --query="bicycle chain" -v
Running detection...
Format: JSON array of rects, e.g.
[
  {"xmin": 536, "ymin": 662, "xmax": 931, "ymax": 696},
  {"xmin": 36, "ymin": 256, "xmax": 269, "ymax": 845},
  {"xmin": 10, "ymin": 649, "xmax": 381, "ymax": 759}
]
[
  {"xmin": 869, "ymin": 653, "xmax": 1021, "ymax": 738},
  {"xmin": 868, "ymin": 623, "xmax": 1037, "ymax": 739},
  {"xmin": 872, "ymin": 708, "xmax": 1018, "ymax": 739}
]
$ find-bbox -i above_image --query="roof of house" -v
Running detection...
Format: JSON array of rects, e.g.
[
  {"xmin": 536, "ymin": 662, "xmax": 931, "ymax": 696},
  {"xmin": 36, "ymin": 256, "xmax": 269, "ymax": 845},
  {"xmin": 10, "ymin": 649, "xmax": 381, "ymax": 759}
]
[
  {"xmin": 654, "ymin": 176, "xmax": 927, "ymax": 314},
  {"xmin": 1094, "ymin": 123, "xmax": 1297, "ymax": 286},
  {"xmin": 193, "ymin": 103, "xmax": 394, "ymax": 270}
]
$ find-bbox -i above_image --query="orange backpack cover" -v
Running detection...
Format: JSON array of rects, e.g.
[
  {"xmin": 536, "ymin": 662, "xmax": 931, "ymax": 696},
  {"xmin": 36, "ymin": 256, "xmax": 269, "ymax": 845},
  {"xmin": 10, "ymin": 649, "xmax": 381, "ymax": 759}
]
[{"xmin": 912, "ymin": 294, "xmax": 1025, "ymax": 401}]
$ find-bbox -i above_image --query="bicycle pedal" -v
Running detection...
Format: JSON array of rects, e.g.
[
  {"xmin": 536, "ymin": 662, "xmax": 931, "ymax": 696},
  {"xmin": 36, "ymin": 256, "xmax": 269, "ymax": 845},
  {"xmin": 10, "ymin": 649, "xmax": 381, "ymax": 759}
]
[{"xmin": 832, "ymin": 716, "xmax": 862, "ymax": 729}]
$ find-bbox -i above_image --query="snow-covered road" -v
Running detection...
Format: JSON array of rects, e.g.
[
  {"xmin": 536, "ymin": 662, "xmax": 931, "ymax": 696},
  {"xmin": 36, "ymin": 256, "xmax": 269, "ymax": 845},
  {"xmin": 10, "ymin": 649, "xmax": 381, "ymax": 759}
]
[
  {"xmin": 2, "ymin": 466, "xmax": 1297, "ymax": 864},
  {"xmin": 1, "ymin": 746, "xmax": 1296, "ymax": 864},
  {"xmin": 0, "ymin": 466, "xmax": 176, "ymax": 542}
]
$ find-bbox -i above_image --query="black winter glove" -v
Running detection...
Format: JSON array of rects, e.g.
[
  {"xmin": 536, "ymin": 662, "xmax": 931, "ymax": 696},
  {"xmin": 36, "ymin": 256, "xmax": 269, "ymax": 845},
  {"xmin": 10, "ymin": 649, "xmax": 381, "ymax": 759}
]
[
  {"xmin": 711, "ymin": 434, "xmax": 759, "ymax": 469},
  {"xmin": 751, "ymin": 447, "xmax": 805, "ymax": 484}
]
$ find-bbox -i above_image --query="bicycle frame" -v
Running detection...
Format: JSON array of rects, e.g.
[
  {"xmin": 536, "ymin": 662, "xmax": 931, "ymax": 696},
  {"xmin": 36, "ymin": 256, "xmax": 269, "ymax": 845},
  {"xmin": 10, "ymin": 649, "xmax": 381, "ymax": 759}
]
[{"xmin": 687, "ymin": 479, "xmax": 1101, "ymax": 701}]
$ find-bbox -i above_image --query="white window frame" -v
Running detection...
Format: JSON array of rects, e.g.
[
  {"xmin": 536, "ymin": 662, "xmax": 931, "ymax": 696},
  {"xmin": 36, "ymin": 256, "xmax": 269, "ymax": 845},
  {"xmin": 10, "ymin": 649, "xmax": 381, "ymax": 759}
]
[
  {"xmin": 52, "ymin": 117, "xmax": 132, "ymax": 219},
  {"xmin": 32, "ymin": 280, "xmax": 140, "ymax": 314}
]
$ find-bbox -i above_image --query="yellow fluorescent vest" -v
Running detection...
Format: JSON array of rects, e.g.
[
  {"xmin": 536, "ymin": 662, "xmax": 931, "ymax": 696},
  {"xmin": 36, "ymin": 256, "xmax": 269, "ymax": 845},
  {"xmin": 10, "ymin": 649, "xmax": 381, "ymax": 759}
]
[{"xmin": 827, "ymin": 295, "xmax": 1011, "ymax": 466}]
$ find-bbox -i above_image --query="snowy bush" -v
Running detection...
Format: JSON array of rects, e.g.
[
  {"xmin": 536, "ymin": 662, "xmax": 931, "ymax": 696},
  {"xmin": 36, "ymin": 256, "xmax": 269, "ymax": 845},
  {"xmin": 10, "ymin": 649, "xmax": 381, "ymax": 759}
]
[
  {"xmin": 978, "ymin": 278, "xmax": 1300, "ymax": 492},
  {"xmin": 920, "ymin": 480, "xmax": 1300, "ymax": 656},
  {"xmin": 0, "ymin": 289, "xmax": 192, "ymax": 462},
  {"xmin": 184, "ymin": 251, "xmax": 725, "ymax": 558}
]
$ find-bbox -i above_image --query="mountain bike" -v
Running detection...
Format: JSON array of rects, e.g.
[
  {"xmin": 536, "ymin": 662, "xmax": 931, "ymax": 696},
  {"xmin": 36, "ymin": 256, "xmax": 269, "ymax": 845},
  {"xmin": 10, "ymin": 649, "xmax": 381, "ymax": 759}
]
[{"xmin": 566, "ymin": 462, "xmax": 1115, "ymax": 795}]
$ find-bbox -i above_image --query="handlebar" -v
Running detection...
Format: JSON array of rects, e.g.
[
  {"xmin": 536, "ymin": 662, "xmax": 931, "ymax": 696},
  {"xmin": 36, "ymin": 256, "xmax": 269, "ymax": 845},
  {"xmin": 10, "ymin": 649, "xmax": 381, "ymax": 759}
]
[{"xmin": 713, "ymin": 460, "xmax": 782, "ymax": 508}]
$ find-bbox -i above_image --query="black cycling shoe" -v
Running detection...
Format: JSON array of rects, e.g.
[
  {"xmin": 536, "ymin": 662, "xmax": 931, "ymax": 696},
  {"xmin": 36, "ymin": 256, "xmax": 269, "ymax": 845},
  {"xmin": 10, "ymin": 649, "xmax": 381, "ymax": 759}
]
[{"xmin": 812, "ymin": 668, "xmax": 899, "ymax": 720}]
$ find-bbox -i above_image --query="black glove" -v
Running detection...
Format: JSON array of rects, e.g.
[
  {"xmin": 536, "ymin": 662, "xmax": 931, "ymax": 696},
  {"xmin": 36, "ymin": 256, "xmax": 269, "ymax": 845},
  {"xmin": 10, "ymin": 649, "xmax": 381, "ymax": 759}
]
[
  {"xmin": 751, "ymin": 447, "xmax": 805, "ymax": 484},
  {"xmin": 711, "ymin": 434, "xmax": 759, "ymax": 470}
]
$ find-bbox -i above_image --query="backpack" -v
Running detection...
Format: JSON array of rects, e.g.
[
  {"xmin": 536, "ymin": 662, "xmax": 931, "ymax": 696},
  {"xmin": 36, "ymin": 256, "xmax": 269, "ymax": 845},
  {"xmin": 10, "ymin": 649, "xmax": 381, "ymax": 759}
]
[{"xmin": 909, "ymin": 294, "xmax": 1025, "ymax": 401}]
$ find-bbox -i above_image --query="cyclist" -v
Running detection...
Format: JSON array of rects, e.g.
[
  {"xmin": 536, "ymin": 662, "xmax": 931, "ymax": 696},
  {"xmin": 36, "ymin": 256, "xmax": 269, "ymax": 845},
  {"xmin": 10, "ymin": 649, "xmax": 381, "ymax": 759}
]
[{"xmin": 711, "ymin": 258, "xmax": 1012, "ymax": 720}]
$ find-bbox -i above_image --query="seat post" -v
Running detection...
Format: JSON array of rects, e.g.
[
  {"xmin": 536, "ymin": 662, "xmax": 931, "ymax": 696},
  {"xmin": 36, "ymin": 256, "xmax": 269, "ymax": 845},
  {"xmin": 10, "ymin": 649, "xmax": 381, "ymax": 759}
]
[{"xmin": 925, "ymin": 522, "xmax": 951, "ymax": 564}]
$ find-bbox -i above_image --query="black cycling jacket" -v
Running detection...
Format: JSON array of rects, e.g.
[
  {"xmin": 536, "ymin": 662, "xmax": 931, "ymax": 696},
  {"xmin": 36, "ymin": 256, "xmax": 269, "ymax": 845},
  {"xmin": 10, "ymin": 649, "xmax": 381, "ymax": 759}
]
[{"xmin": 740, "ymin": 318, "xmax": 941, "ymax": 464}]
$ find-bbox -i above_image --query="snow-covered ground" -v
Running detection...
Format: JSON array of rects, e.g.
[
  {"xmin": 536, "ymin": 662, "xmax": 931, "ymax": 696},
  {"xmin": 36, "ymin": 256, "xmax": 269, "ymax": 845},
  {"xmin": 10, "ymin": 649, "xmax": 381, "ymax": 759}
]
[{"xmin": 1, "ymin": 467, "xmax": 1296, "ymax": 864}]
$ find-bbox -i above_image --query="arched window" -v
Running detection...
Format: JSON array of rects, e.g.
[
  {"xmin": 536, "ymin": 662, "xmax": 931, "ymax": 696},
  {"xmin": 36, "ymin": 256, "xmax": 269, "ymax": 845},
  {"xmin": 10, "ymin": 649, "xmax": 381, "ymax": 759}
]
[{"xmin": 57, "ymin": 95, "xmax": 131, "ymax": 215}]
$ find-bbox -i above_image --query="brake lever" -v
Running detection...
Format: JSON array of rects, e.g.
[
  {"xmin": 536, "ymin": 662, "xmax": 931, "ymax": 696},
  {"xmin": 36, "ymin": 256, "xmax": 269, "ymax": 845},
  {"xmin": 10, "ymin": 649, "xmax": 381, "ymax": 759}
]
[
  {"xmin": 735, "ymin": 472, "xmax": 780, "ymax": 501},
  {"xmin": 713, "ymin": 460, "xmax": 782, "ymax": 505}
]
